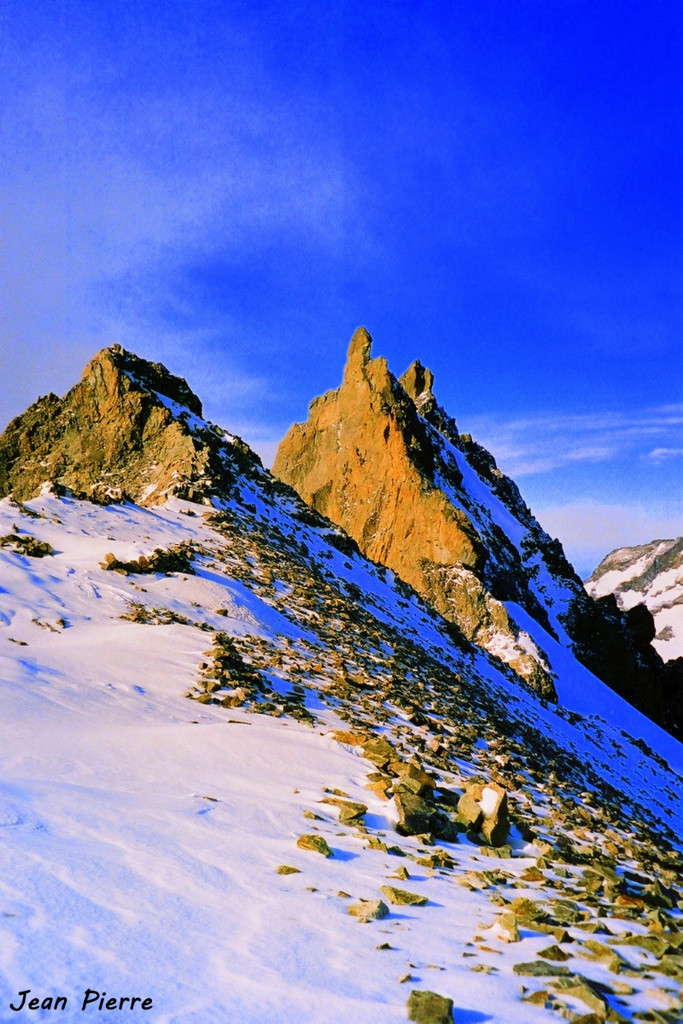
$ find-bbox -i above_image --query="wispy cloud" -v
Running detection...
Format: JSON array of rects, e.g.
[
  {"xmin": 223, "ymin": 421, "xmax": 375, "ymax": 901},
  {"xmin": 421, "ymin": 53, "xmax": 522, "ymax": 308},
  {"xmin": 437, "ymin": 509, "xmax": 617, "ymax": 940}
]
[
  {"xmin": 534, "ymin": 501, "xmax": 683, "ymax": 578},
  {"xmin": 461, "ymin": 406, "xmax": 683, "ymax": 477},
  {"xmin": 0, "ymin": 53, "xmax": 358, "ymax": 429},
  {"xmin": 0, "ymin": 81, "xmax": 353, "ymax": 304},
  {"xmin": 646, "ymin": 447, "xmax": 683, "ymax": 464}
]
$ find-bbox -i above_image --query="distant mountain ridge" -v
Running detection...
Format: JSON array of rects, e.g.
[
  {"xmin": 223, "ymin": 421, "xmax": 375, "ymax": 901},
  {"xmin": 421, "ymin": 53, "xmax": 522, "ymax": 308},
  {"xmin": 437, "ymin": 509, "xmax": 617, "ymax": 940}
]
[
  {"xmin": 587, "ymin": 537, "xmax": 683, "ymax": 663},
  {"xmin": 274, "ymin": 327, "xmax": 682, "ymax": 738}
]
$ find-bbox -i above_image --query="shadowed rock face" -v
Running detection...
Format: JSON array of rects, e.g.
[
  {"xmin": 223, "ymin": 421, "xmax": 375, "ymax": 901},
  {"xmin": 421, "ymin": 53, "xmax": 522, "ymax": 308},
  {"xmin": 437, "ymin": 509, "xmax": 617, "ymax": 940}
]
[
  {"xmin": 0, "ymin": 345, "xmax": 260, "ymax": 506},
  {"xmin": 274, "ymin": 328, "xmax": 682, "ymax": 733}
]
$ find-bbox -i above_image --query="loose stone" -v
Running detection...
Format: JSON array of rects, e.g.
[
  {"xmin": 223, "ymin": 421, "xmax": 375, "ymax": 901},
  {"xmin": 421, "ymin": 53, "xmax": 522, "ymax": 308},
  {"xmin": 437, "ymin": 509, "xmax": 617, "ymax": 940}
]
[
  {"xmin": 407, "ymin": 989, "xmax": 454, "ymax": 1024},
  {"xmin": 380, "ymin": 885, "xmax": 429, "ymax": 907},
  {"xmin": 296, "ymin": 834, "xmax": 334, "ymax": 857},
  {"xmin": 347, "ymin": 899, "xmax": 389, "ymax": 922}
]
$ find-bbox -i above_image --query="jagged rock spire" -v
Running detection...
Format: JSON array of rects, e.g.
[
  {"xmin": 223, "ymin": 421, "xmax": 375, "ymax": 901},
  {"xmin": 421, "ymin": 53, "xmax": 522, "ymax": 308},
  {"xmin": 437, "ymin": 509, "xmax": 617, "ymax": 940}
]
[
  {"xmin": 400, "ymin": 360, "xmax": 434, "ymax": 402},
  {"xmin": 274, "ymin": 328, "xmax": 558, "ymax": 699},
  {"xmin": 274, "ymin": 327, "xmax": 683, "ymax": 731},
  {"xmin": 346, "ymin": 326, "xmax": 373, "ymax": 368}
]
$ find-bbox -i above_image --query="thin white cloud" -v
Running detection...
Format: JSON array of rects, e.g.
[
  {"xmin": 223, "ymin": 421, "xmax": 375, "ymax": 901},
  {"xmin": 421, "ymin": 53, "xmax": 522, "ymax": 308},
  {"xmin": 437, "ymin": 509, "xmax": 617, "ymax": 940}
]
[
  {"xmin": 535, "ymin": 501, "xmax": 682, "ymax": 578},
  {"xmin": 0, "ymin": 62, "xmax": 358, "ymax": 430},
  {"xmin": 461, "ymin": 406, "xmax": 683, "ymax": 477},
  {"xmin": 646, "ymin": 447, "xmax": 683, "ymax": 464}
]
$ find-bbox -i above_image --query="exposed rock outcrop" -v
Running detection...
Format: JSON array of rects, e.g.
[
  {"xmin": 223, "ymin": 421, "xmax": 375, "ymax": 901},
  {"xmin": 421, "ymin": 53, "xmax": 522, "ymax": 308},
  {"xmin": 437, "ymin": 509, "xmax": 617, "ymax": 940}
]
[
  {"xmin": 0, "ymin": 345, "xmax": 261, "ymax": 506},
  {"xmin": 274, "ymin": 328, "xmax": 556, "ymax": 698},
  {"xmin": 274, "ymin": 328, "xmax": 681, "ymax": 734}
]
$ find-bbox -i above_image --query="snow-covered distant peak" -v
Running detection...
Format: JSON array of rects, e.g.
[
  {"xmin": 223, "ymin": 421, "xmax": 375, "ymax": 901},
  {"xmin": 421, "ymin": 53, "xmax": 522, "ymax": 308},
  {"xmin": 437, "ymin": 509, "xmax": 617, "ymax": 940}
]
[{"xmin": 587, "ymin": 537, "xmax": 683, "ymax": 661}]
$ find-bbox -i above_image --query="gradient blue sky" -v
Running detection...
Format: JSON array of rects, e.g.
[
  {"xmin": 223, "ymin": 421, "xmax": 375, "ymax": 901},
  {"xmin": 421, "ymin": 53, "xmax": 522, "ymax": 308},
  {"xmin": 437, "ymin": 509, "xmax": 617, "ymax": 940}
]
[{"xmin": 1, "ymin": 0, "xmax": 681, "ymax": 575}]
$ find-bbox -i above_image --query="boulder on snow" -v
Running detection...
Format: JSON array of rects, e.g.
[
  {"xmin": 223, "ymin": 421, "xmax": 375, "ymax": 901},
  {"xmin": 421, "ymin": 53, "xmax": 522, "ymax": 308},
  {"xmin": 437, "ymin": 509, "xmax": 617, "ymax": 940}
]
[
  {"xmin": 407, "ymin": 989, "xmax": 454, "ymax": 1024},
  {"xmin": 296, "ymin": 834, "xmax": 334, "ymax": 857},
  {"xmin": 394, "ymin": 791, "xmax": 434, "ymax": 836},
  {"xmin": 457, "ymin": 780, "xmax": 509, "ymax": 847},
  {"xmin": 347, "ymin": 899, "xmax": 389, "ymax": 922},
  {"xmin": 380, "ymin": 885, "xmax": 428, "ymax": 907},
  {"xmin": 361, "ymin": 736, "xmax": 396, "ymax": 768}
]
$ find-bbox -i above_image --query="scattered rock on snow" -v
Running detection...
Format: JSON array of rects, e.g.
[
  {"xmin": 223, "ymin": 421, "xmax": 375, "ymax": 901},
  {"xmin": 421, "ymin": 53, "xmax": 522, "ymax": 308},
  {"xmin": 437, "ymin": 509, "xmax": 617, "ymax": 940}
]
[
  {"xmin": 494, "ymin": 912, "xmax": 520, "ymax": 943},
  {"xmin": 407, "ymin": 989, "xmax": 454, "ymax": 1024},
  {"xmin": 513, "ymin": 961, "xmax": 571, "ymax": 977},
  {"xmin": 380, "ymin": 885, "xmax": 428, "ymax": 907},
  {"xmin": 457, "ymin": 780, "xmax": 509, "ymax": 847},
  {"xmin": 456, "ymin": 788, "xmax": 484, "ymax": 830},
  {"xmin": 0, "ymin": 533, "xmax": 53, "ymax": 557},
  {"xmin": 347, "ymin": 899, "xmax": 389, "ymax": 922},
  {"xmin": 320, "ymin": 796, "xmax": 367, "ymax": 823},
  {"xmin": 548, "ymin": 975, "xmax": 609, "ymax": 1017},
  {"xmin": 361, "ymin": 736, "xmax": 396, "ymax": 768},
  {"xmin": 538, "ymin": 943, "xmax": 570, "ymax": 962},
  {"xmin": 296, "ymin": 834, "xmax": 334, "ymax": 857},
  {"xmin": 391, "ymin": 865, "xmax": 411, "ymax": 881},
  {"xmin": 394, "ymin": 791, "xmax": 434, "ymax": 836}
]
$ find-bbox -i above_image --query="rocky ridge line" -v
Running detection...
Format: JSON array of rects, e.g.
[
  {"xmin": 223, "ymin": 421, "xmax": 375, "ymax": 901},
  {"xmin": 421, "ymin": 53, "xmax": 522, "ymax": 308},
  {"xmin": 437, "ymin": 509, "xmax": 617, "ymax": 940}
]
[
  {"xmin": 0, "ymin": 344, "xmax": 261, "ymax": 507},
  {"xmin": 273, "ymin": 328, "xmax": 682, "ymax": 737}
]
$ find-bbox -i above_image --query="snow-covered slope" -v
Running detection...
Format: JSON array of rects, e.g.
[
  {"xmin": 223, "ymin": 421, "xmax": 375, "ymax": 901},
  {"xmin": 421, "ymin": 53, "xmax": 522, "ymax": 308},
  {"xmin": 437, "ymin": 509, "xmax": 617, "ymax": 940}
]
[
  {"xmin": 587, "ymin": 538, "xmax": 683, "ymax": 662},
  {"xmin": 1, "ymin": 484, "xmax": 682, "ymax": 1023},
  {"xmin": 1, "ymin": 345, "xmax": 682, "ymax": 1022}
]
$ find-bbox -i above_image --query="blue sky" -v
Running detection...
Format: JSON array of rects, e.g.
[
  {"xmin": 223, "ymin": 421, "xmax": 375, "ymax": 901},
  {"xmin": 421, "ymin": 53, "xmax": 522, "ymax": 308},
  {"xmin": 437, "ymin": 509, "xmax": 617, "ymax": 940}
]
[{"xmin": 0, "ymin": 0, "xmax": 681, "ymax": 575}]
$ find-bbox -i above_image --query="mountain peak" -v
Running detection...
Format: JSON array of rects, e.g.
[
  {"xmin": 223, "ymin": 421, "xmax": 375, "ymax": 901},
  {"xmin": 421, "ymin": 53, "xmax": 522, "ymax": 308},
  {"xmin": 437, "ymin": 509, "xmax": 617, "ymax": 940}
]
[
  {"xmin": 0, "ymin": 346, "xmax": 258, "ymax": 507},
  {"xmin": 83, "ymin": 344, "xmax": 204, "ymax": 418},
  {"xmin": 275, "ymin": 328, "xmax": 682, "ymax": 736},
  {"xmin": 275, "ymin": 329, "xmax": 558, "ymax": 698}
]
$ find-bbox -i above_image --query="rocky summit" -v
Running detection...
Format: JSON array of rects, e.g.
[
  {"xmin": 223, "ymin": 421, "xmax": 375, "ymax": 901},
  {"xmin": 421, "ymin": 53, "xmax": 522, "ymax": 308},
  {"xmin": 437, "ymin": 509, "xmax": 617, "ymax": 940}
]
[
  {"xmin": 1, "ymin": 343, "xmax": 682, "ymax": 1024},
  {"xmin": 0, "ymin": 344, "xmax": 261, "ymax": 507},
  {"xmin": 274, "ymin": 328, "xmax": 682, "ymax": 737}
]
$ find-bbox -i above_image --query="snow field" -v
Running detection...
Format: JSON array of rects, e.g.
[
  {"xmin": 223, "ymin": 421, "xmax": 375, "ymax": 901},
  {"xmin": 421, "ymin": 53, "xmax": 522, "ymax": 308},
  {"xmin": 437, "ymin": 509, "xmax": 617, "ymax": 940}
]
[{"xmin": 0, "ymin": 494, "xmax": 681, "ymax": 1022}]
